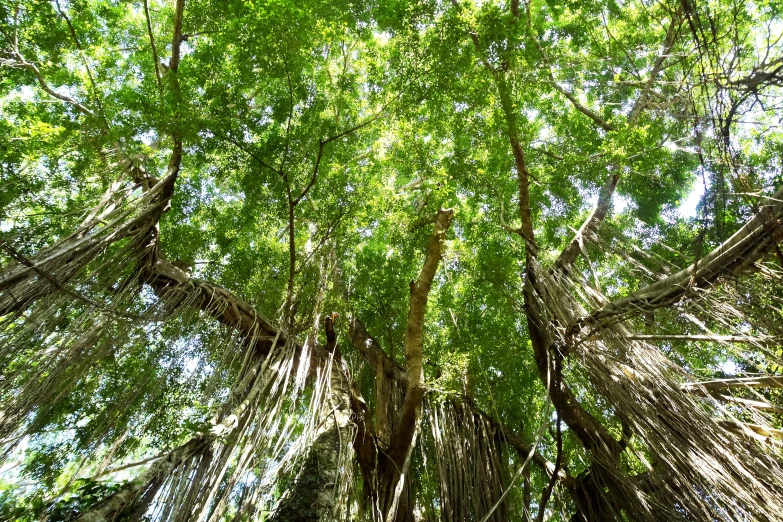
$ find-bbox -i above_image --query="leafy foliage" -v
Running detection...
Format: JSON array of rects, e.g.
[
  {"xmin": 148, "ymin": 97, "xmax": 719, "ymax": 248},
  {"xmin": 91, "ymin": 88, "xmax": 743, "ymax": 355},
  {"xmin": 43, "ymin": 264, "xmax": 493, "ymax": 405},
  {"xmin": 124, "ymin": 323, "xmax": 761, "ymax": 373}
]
[{"xmin": 1, "ymin": 0, "xmax": 782, "ymax": 520}]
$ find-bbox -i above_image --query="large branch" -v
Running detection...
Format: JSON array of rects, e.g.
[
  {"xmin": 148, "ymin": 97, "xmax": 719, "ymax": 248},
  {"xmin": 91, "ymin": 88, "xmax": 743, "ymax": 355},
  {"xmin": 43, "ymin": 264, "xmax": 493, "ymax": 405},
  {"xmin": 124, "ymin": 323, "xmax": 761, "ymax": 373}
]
[
  {"xmin": 387, "ymin": 208, "xmax": 453, "ymax": 468},
  {"xmin": 1, "ymin": 49, "xmax": 93, "ymax": 116},
  {"xmin": 140, "ymin": 255, "xmax": 287, "ymax": 352},
  {"xmin": 572, "ymin": 184, "xmax": 783, "ymax": 332}
]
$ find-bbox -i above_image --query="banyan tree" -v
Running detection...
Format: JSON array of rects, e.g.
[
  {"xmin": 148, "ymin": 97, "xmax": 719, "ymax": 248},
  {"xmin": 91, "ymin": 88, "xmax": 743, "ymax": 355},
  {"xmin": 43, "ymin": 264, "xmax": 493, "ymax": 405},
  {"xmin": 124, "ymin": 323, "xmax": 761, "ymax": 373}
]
[{"xmin": 1, "ymin": 0, "xmax": 783, "ymax": 520}]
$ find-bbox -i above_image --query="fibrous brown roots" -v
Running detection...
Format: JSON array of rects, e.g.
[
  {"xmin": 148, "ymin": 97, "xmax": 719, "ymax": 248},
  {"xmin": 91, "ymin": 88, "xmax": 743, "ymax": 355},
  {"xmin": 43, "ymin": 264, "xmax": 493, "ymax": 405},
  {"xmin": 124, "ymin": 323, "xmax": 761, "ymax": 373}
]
[
  {"xmin": 430, "ymin": 399, "xmax": 509, "ymax": 522},
  {"xmin": 527, "ymin": 253, "xmax": 783, "ymax": 522}
]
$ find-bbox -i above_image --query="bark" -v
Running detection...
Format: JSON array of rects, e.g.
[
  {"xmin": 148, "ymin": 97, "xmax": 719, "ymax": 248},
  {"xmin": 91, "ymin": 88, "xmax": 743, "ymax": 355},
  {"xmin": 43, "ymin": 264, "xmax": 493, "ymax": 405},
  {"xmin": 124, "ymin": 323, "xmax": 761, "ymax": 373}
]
[
  {"xmin": 268, "ymin": 356, "xmax": 353, "ymax": 522},
  {"xmin": 266, "ymin": 308, "xmax": 352, "ymax": 521}
]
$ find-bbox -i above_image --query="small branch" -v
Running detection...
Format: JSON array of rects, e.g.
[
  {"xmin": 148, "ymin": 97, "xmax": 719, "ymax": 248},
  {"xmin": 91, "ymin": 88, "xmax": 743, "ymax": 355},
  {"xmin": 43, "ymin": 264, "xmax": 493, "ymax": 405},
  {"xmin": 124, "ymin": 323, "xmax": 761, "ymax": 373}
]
[
  {"xmin": 223, "ymin": 135, "xmax": 282, "ymax": 176},
  {"xmin": 524, "ymin": 2, "xmax": 614, "ymax": 132},
  {"xmin": 143, "ymin": 0, "xmax": 163, "ymax": 91},
  {"xmin": 54, "ymin": 0, "xmax": 107, "ymax": 123},
  {"xmin": 3, "ymin": 51, "xmax": 93, "ymax": 117},
  {"xmin": 322, "ymin": 93, "xmax": 401, "ymax": 146},
  {"xmin": 293, "ymin": 95, "xmax": 399, "ymax": 206},
  {"xmin": 294, "ymin": 139, "xmax": 326, "ymax": 206},
  {"xmin": 549, "ymin": 81, "xmax": 615, "ymax": 132},
  {"xmin": 90, "ymin": 453, "xmax": 165, "ymax": 479},
  {"xmin": 554, "ymin": 172, "xmax": 620, "ymax": 271},
  {"xmin": 499, "ymin": 198, "xmax": 522, "ymax": 235},
  {"xmin": 628, "ymin": 6, "xmax": 684, "ymax": 123},
  {"xmin": 168, "ymin": 0, "xmax": 185, "ymax": 74},
  {"xmin": 280, "ymin": 68, "xmax": 295, "ymax": 173}
]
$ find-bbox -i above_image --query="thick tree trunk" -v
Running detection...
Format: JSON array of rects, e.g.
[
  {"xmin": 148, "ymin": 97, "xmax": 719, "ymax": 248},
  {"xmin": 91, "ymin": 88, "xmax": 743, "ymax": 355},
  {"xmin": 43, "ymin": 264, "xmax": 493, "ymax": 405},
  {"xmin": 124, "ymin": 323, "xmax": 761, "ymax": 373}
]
[{"xmin": 268, "ymin": 357, "xmax": 354, "ymax": 522}]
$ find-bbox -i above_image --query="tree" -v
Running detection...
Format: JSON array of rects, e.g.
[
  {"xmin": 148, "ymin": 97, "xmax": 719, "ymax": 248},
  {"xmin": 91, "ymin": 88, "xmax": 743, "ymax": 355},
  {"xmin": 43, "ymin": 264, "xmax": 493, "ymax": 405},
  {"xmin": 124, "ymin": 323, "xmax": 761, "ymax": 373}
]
[{"xmin": 1, "ymin": 0, "xmax": 783, "ymax": 520}]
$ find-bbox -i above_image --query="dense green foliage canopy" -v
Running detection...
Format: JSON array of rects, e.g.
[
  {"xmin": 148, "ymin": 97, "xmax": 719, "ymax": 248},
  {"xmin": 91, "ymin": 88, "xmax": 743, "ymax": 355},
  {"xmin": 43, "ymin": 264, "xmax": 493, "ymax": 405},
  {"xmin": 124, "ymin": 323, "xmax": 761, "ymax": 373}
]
[{"xmin": 1, "ymin": 0, "xmax": 783, "ymax": 520}]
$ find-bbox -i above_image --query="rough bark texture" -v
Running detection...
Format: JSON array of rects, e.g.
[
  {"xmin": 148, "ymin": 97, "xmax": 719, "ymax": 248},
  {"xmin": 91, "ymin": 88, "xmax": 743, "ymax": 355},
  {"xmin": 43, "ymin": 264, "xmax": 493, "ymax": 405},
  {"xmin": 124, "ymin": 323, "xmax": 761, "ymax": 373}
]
[{"xmin": 268, "ymin": 358, "xmax": 353, "ymax": 522}]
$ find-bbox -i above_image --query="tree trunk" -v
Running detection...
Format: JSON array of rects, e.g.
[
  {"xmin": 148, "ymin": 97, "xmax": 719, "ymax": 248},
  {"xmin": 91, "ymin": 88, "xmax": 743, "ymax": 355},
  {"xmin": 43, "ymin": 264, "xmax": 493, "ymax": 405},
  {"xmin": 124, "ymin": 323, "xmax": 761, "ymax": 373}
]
[{"xmin": 269, "ymin": 353, "xmax": 353, "ymax": 521}]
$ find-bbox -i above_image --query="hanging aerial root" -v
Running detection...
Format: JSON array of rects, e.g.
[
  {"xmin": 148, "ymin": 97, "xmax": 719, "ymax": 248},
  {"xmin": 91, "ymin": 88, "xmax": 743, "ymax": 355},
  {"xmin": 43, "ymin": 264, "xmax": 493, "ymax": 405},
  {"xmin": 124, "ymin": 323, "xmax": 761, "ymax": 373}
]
[
  {"xmin": 529, "ymin": 257, "xmax": 783, "ymax": 522},
  {"xmin": 429, "ymin": 398, "xmax": 509, "ymax": 522}
]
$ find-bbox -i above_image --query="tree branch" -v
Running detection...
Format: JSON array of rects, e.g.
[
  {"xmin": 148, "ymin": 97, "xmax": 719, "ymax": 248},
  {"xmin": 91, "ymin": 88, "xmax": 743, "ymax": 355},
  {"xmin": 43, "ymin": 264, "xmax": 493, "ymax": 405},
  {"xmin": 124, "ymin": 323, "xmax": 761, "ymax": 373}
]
[
  {"xmin": 628, "ymin": 6, "xmax": 684, "ymax": 123},
  {"xmin": 571, "ymin": 184, "xmax": 783, "ymax": 333},
  {"xmin": 554, "ymin": 172, "xmax": 620, "ymax": 271},
  {"xmin": 523, "ymin": 1, "xmax": 614, "ymax": 132},
  {"xmin": 293, "ymin": 95, "xmax": 400, "ymax": 206},
  {"xmin": 143, "ymin": 0, "xmax": 163, "ymax": 91},
  {"xmin": 2, "ymin": 50, "xmax": 93, "ymax": 117},
  {"xmin": 387, "ymin": 208, "xmax": 454, "ymax": 468}
]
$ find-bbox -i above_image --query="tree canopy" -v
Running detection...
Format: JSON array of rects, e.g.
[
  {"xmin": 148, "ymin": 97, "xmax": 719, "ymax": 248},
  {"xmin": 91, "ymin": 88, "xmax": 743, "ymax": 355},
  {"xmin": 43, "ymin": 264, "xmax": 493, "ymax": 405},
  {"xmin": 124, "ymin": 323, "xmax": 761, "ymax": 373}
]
[{"xmin": 1, "ymin": 0, "xmax": 783, "ymax": 520}]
